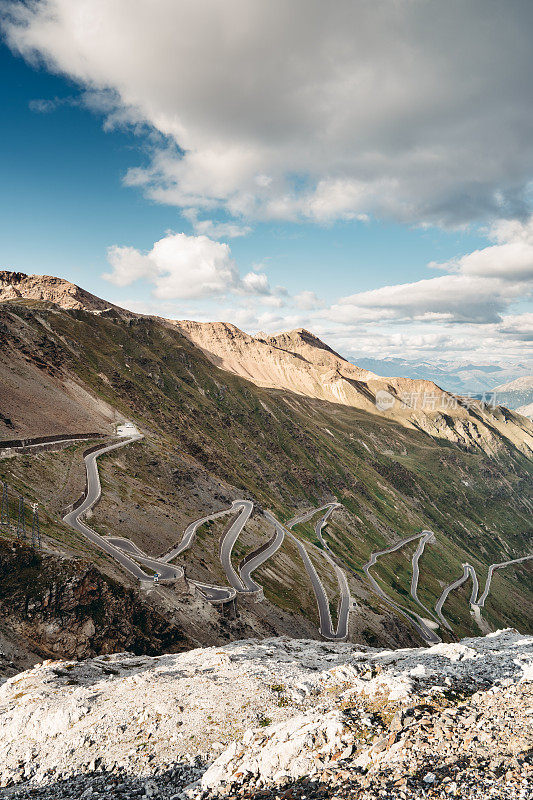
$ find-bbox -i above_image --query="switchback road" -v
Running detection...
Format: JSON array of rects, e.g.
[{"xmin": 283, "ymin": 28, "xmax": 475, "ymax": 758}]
[
  {"xmin": 363, "ymin": 534, "xmax": 441, "ymax": 645},
  {"xmin": 63, "ymin": 435, "xmax": 182, "ymax": 583},
  {"xmin": 219, "ymin": 501, "xmax": 254, "ymax": 592},
  {"xmin": 60, "ymin": 431, "xmax": 528, "ymax": 643},
  {"xmin": 435, "ymin": 555, "xmax": 532, "ymax": 628}
]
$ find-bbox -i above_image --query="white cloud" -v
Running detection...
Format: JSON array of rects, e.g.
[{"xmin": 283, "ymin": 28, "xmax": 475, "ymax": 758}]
[
  {"xmin": 104, "ymin": 233, "xmax": 238, "ymax": 299},
  {"xmin": 29, "ymin": 97, "xmax": 61, "ymax": 113},
  {"xmin": 182, "ymin": 209, "xmax": 251, "ymax": 239},
  {"xmin": 330, "ymin": 275, "xmax": 524, "ymax": 325},
  {"xmin": 5, "ymin": 0, "xmax": 533, "ymax": 226},
  {"xmin": 432, "ymin": 216, "xmax": 533, "ymax": 281},
  {"xmin": 105, "ymin": 244, "xmax": 160, "ymax": 287},
  {"xmin": 151, "ymin": 234, "xmax": 238, "ymax": 299},
  {"xmin": 241, "ymin": 271, "xmax": 269, "ymax": 294},
  {"xmin": 328, "ymin": 216, "xmax": 533, "ymax": 325},
  {"xmin": 498, "ymin": 313, "xmax": 533, "ymax": 341},
  {"xmin": 294, "ymin": 290, "xmax": 322, "ymax": 310},
  {"xmin": 103, "ymin": 231, "xmax": 287, "ymax": 302}
]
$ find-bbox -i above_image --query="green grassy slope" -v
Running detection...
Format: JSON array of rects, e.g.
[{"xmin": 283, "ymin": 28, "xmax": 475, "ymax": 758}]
[{"xmin": 0, "ymin": 300, "xmax": 531, "ymax": 645}]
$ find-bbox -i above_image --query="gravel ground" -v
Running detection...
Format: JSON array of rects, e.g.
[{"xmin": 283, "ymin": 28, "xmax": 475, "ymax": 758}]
[
  {"xmin": 0, "ymin": 630, "xmax": 530, "ymax": 800},
  {"xmin": 0, "ymin": 763, "xmax": 203, "ymax": 800},
  {"xmin": 199, "ymin": 682, "xmax": 532, "ymax": 800}
]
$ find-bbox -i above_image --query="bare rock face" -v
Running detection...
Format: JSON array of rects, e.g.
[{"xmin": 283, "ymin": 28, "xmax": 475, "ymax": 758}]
[
  {"xmin": 0, "ymin": 631, "xmax": 530, "ymax": 797},
  {"xmin": 174, "ymin": 322, "xmax": 377, "ymax": 404},
  {"xmin": 0, "ymin": 542, "xmax": 187, "ymax": 674},
  {"xmin": 0, "ymin": 270, "xmax": 134, "ymax": 318},
  {"xmin": 2, "ymin": 271, "xmax": 532, "ymax": 455},
  {"xmin": 174, "ymin": 320, "xmax": 533, "ymax": 457}
]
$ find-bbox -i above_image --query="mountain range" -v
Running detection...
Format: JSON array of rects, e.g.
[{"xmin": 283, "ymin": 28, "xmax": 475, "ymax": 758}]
[
  {"xmin": 352, "ymin": 355, "xmax": 531, "ymax": 396},
  {"xmin": 488, "ymin": 375, "xmax": 533, "ymax": 419},
  {"xmin": 0, "ymin": 270, "xmax": 531, "ymax": 674}
]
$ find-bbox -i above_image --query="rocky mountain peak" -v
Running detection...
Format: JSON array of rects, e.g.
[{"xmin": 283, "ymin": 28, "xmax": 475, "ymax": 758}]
[
  {"xmin": 0, "ymin": 270, "xmax": 27, "ymax": 288},
  {"xmin": 0, "ymin": 270, "xmax": 134, "ymax": 318},
  {"xmin": 266, "ymin": 327, "xmax": 343, "ymax": 358}
]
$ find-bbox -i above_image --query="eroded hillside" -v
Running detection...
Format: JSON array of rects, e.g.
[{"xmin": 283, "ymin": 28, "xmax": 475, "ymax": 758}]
[
  {"xmin": 0, "ymin": 287, "xmax": 532, "ymax": 657},
  {"xmin": 175, "ymin": 321, "xmax": 533, "ymax": 457}
]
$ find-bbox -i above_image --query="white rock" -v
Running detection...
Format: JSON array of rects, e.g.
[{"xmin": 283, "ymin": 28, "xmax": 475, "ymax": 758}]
[{"xmin": 0, "ymin": 630, "xmax": 530, "ymax": 790}]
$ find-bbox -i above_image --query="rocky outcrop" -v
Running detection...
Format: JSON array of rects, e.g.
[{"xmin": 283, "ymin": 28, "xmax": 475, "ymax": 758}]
[
  {"xmin": 0, "ymin": 270, "xmax": 134, "ymax": 318},
  {"xmin": 0, "ymin": 542, "xmax": 187, "ymax": 669},
  {"xmin": 0, "ymin": 631, "xmax": 530, "ymax": 797},
  {"xmin": 196, "ymin": 630, "xmax": 533, "ymax": 796}
]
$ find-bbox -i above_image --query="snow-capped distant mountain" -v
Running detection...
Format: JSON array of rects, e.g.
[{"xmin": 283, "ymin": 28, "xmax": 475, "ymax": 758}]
[
  {"xmin": 489, "ymin": 376, "xmax": 533, "ymax": 417},
  {"xmin": 349, "ymin": 356, "xmax": 531, "ymax": 395}
]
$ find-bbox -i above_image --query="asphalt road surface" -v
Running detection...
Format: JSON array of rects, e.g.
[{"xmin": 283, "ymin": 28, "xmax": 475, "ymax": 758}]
[
  {"xmin": 286, "ymin": 505, "xmax": 350, "ymax": 640},
  {"xmin": 161, "ymin": 504, "xmax": 239, "ymax": 563},
  {"xmin": 435, "ymin": 554, "xmax": 532, "ymax": 628},
  {"xmin": 309, "ymin": 504, "xmax": 351, "ymax": 639},
  {"xmin": 363, "ymin": 534, "xmax": 442, "ymax": 645},
  {"xmin": 62, "ymin": 435, "xmax": 182, "ymax": 583},
  {"xmin": 189, "ymin": 581, "xmax": 237, "ymax": 603},
  {"xmin": 474, "ymin": 555, "xmax": 533, "ymax": 607},
  {"xmin": 218, "ymin": 500, "xmax": 254, "ymax": 592},
  {"xmin": 409, "ymin": 530, "xmax": 446, "ymax": 629},
  {"xmin": 240, "ymin": 513, "xmax": 286, "ymax": 591},
  {"xmin": 434, "ymin": 563, "xmax": 476, "ymax": 628},
  {"xmin": 62, "ymin": 432, "xmax": 528, "ymax": 641}
]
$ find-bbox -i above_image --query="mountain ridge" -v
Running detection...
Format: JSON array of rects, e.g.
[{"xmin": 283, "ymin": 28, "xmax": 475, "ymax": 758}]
[
  {"xmin": 493, "ymin": 376, "xmax": 533, "ymax": 392},
  {"xmin": 352, "ymin": 355, "xmax": 531, "ymax": 395},
  {"xmin": 1, "ymin": 269, "xmax": 532, "ymax": 457},
  {"xmin": 0, "ymin": 270, "xmax": 136, "ymax": 319},
  {"xmin": 0, "ymin": 277, "xmax": 532, "ymax": 665}
]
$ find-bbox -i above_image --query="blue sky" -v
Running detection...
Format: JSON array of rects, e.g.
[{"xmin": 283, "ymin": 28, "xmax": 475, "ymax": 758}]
[{"xmin": 1, "ymin": 1, "xmax": 532, "ymax": 366}]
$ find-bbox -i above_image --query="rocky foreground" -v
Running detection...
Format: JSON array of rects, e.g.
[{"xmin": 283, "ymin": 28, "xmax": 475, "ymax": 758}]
[{"xmin": 0, "ymin": 630, "xmax": 531, "ymax": 799}]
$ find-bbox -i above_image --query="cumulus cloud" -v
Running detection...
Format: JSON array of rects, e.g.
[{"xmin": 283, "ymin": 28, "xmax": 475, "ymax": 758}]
[
  {"xmin": 498, "ymin": 313, "xmax": 533, "ymax": 341},
  {"xmin": 182, "ymin": 209, "xmax": 251, "ymax": 239},
  {"xmin": 104, "ymin": 232, "xmax": 286, "ymax": 302},
  {"xmin": 294, "ymin": 290, "xmax": 322, "ymax": 310},
  {"xmin": 329, "ymin": 216, "xmax": 533, "ymax": 325},
  {"xmin": 431, "ymin": 216, "xmax": 533, "ymax": 281},
  {"xmin": 104, "ymin": 233, "xmax": 238, "ymax": 299},
  {"xmin": 5, "ymin": 0, "xmax": 533, "ymax": 226}
]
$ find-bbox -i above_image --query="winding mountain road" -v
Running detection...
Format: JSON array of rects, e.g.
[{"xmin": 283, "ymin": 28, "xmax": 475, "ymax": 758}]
[
  {"xmin": 409, "ymin": 530, "xmax": 446, "ymax": 628},
  {"xmin": 59, "ymin": 430, "xmax": 528, "ymax": 643},
  {"xmin": 239, "ymin": 514, "xmax": 286, "ymax": 592},
  {"xmin": 435, "ymin": 555, "xmax": 532, "ymax": 628},
  {"xmin": 62, "ymin": 435, "xmax": 182, "ymax": 583},
  {"xmin": 474, "ymin": 555, "xmax": 533, "ymax": 608},
  {"xmin": 161, "ymin": 504, "xmax": 239, "ymax": 563},
  {"xmin": 219, "ymin": 500, "xmax": 254, "ymax": 592},
  {"xmin": 286, "ymin": 505, "xmax": 351, "ymax": 640},
  {"xmin": 309, "ymin": 504, "xmax": 352, "ymax": 638},
  {"xmin": 435, "ymin": 563, "xmax": 476, "ymax": 627},
  {"xmin": 363, "ymin": 534, "xmax": 441, "ymax": 645}
]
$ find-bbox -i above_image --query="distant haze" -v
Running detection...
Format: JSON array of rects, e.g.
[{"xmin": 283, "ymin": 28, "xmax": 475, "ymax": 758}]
[{"xmin": 349, "ymin": 357, "xmax": 532, "ymax": 396}]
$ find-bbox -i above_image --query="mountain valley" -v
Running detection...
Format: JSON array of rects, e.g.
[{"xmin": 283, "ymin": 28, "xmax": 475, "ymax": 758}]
[{"xmin": 0, "ymin": 271, "xmax": 531, "ymax": 673}]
